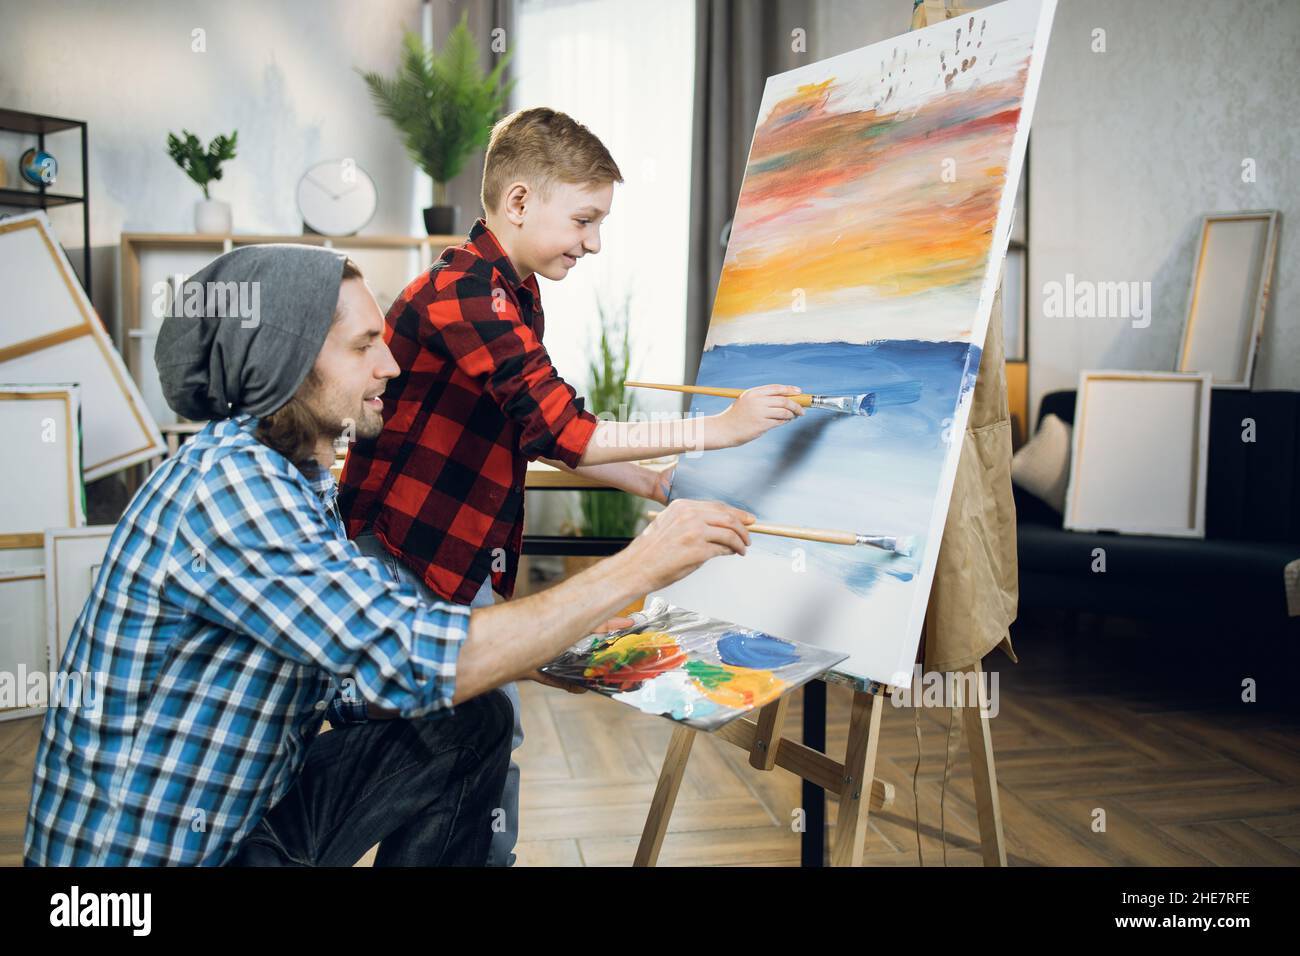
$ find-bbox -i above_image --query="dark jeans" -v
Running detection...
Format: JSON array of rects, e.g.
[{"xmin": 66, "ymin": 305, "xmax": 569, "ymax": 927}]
[
  {"xmin": 225, "ymin": 689, "xmax": 513, "ymax": 866},
  {"xmin": 352, "ymin": 529, "xmax": 524, "ymax": 867}
]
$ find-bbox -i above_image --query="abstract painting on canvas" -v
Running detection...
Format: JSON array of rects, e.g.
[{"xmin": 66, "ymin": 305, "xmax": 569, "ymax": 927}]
[{"xmin": 653, "ymin": 0, "xmax": 1057, "ymax": 687}]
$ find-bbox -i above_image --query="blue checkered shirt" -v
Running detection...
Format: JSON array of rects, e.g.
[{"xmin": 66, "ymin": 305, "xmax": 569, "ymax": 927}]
[{"xmin": 24, "ymin": 415, "xmax": 470, "ymax": 865}]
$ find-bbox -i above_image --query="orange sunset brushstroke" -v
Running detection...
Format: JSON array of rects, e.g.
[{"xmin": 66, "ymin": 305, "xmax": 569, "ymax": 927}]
[{"xmin": 712, "ymin": 63, "xmax": 1030, "ymax": 325}]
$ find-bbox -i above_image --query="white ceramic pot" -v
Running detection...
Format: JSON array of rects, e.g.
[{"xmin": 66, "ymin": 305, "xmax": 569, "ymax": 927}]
[{"xmin": 195, "ymin": 198, "xmax": 232, "ymax": 234}]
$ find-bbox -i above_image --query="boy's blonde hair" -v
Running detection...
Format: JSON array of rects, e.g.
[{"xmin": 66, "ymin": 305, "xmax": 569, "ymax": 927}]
[{"xmin": 481, "ymin": 107, "xmax": 623, "ymax": 214}]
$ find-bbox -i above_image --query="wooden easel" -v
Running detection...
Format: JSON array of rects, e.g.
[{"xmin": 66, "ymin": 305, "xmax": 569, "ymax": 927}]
[
  {"xmin": 634, "ymin": 654, "xmax": 1007, "ymax": 867},
  {"xmin": 636, "ymin": 0, "xmax": 1016, "ymax": 869}
]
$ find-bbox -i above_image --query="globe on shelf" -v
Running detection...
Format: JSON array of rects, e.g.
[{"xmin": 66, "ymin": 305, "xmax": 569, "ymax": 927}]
[{"xmin": 20, "ymin": 148, "xmax": 58, "ymax": 187}]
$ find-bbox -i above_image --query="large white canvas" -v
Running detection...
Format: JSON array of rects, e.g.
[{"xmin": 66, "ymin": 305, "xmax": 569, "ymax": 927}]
[
  {"xmin": 44, "ymin": 526, "xmax": 114, "ymax": 670},
  {"xmin": 0, "ymin": 212, "xmax": 164, "ymax": 479},
  {"xmin": 1063, "ymin": 371, "xmax": 1211, "ymax": 538},
  {"xmin": 0, "ymin": 568, "xmax": 47, "ymax": 721},
  {"xmin": 0, "ymin": 216, "xmax": 85, "ymax": 352},
  {"xmin": 653, "ymin": 0, "xmax": 1057, "ymax": 687},
  {"xmin": 0, "ymin": 386, "xmax": 85, "ymax": 550}
]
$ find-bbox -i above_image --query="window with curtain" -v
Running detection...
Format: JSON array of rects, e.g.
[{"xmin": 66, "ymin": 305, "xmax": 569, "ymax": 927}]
[{"xmin": 511, "ymin": 0, "xmax": 696, "ymax": 419}]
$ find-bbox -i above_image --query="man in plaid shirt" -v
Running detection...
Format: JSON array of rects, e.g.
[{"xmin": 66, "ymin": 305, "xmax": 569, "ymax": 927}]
[
  {"xmin": 338, "ymin": 107, "xmax": 803, "ymax": 865},
  {"xmin": 24, "ymin": 244, "xmax": 756, "ymax": 866}
]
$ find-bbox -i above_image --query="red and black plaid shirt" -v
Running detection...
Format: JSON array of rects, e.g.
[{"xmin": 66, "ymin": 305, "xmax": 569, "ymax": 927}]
[{"xmin": 338, "ymin": 217, "xmax": 598, "ymax": 604}]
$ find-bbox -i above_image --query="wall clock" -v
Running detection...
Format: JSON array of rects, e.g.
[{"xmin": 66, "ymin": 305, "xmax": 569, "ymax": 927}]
[{"xmin": 296, "ymin": 159, "xmax": 377, "ymax": 236}]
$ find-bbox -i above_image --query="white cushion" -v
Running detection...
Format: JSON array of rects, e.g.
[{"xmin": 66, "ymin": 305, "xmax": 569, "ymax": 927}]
[{"xmin": 1011, "ymin": 412, "xmax": 1072, "ymax": 513}]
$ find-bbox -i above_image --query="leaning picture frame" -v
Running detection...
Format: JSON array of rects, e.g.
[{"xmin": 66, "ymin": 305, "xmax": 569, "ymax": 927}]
[
  {"xmin": 0, "ymin": 566, "xmax": 48, "ymax": 722},
  {"xmin": 0, "ymin": 212, "xmax": 165, "ymax": 479},
  {"xmin": 0, "ymin": 385, "xmax": 85, "ymax": 551},
  {"xmin": 43, "ymin": 525, "xmax": 114, "ymax": 672},
  {"xmin": 1175, "ymin": 210, "xmax": 1280, "ymax": 389},
  {"xmin": 1063, "ymin": 370, "xmax": 1212, "ymax": 538}
]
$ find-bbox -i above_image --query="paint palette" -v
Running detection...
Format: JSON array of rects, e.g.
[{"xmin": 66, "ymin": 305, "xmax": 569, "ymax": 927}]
[{"xmin": 541, "ymin": 598, "xmax": 847, "ymax": 731}]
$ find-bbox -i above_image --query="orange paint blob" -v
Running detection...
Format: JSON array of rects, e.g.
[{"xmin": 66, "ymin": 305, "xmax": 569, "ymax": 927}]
[{"xmin": 695, "ymin": 664, "xmax": 787, "ymax": 710}]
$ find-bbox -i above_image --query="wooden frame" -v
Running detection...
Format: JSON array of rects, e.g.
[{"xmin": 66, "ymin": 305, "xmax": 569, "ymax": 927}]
[
  {"xmin": 0, "ymin": 386, "xmax": 84, "ymax": 550},
  {"xmin": 0, "ymin": 567, "xmax": 48, "ymax": 722},
  {"xmin": 0, "ymin": 212, "xmax": 164, "ymax": 479},
  {"xmin": 1176, "ymin": 210, "xmax": 1280, "ymax": 389},
  {"xmin": 637, "ymin": 663, "xmax": 1006, "ymax": 867},
  {"xmin": 43, "ymin": 526, "xmax": 114, "ymax": 671},
  {"xmin": 1063, "ymin": 371, "xmax": 1211, "ymax": 538}
]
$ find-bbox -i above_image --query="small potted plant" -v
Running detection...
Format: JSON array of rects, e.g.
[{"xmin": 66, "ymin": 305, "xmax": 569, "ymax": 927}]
[
  {"xmin": 166, "ymin": 129, "xmax": 238, "ymax": 234},
  {"xmin": 359, "ymin": 12, "xmax": 513, "ymax": 235},
  {"xmin": 561, "ymin": 293, "xmax": 647, "ymax": 578}
]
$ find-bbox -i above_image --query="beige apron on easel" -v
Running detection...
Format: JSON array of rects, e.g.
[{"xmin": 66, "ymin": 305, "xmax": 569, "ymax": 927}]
[{"xmin": 922, "ymin": 269, "xmax": 1020, "ymax": 673}]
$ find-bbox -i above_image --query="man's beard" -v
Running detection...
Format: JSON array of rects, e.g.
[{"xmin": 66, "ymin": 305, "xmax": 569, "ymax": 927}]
[
  {"xmin": 352, "ymin": 401, "xmax": 385, "ymax": 440},
  {"xmin": 313, "ymin": 400, "xmax": 383, "ymax": 443},
  {"xmin": 300, "ymin": 378, "xmax": 384, "ymax": 445}
]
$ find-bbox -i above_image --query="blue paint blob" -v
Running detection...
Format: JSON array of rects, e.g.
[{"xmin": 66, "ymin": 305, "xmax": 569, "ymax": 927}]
[{"xmin": 717, "ymin": 632, "xmax": 800, "ymax": 669}]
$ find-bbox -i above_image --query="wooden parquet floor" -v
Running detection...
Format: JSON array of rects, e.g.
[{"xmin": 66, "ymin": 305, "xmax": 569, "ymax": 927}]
[{"xmin": 3, "ymin": 610, "xmax": 1297, "ymax": 867}]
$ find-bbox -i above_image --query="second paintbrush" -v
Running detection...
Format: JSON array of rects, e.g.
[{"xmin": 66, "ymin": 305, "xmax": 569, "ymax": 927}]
[{"xmin": 644, "ymin": 510, "xmax": 914, "ymax": 556}]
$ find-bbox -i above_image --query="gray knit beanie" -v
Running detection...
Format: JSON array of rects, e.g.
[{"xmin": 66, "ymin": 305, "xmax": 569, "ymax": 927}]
[{"xmin": 155, "ymin": 243, "xmax": 347, "ymax": 420}]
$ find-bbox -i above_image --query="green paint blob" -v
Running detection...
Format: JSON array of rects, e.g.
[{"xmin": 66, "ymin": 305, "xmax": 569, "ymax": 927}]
[{"xmin": 684, "ymin": 660, "xmax": 730, "ymax": 689}]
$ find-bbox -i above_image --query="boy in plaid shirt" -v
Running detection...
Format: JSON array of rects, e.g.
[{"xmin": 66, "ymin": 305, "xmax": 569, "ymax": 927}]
[{"xmin": 339, "ymin": 107, "xmax": 802, "ymax": 865}]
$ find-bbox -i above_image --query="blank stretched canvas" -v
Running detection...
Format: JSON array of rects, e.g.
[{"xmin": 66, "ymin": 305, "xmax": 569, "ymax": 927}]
[
  {"xmin": 1176, "ymin": 211, "xmax": 1279, "ymax": 389},
  {"xmin": 44, "ymin": 526, "xmax": 114, "ymax": 669},
  {"xmin": 0, "ymin": 568, "xmax": 47, "ymax": 721},
  {"xmin": 0, "ymin": 386, "xmax": 85, "ymax": 551},
  {"xmin": 0, "ymin": 212, "xmax": 164, "ymax": 479},
  {"xmin": 1064, "ymin": 371, "xmax": 1210, "ymax": 538}
]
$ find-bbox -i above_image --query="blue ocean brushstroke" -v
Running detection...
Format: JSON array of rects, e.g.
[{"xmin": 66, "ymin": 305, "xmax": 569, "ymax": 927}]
[{"xmin": 669, "ymin": 339, "xmax": 981, "ymax": 598}]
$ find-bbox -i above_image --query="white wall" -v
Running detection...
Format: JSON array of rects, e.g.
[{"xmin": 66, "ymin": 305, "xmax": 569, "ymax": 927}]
[
  {"xmin": 0, "ymin": 0, "xmax": 424, "ymax": 335},
  {"xmin": 815, "ymin": 0, "xmax": 1300, "ymax": 423},
  {"xmin": 1025, "ymin": 0, "xmax": 1299, "ymax": 419},
  {"xmin": 7, "ymin": 0, "xmax": 1296, "ymax": 423}
]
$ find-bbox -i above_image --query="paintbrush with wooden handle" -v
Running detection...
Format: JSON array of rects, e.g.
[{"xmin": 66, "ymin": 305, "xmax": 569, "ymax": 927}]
[
  {"xmin": 624, "ymin": 380, "xmax": 922, "ymax": 416},
  {"xmin": 645, "ymin": 510, "xmax": 914, "ymax": 556}
]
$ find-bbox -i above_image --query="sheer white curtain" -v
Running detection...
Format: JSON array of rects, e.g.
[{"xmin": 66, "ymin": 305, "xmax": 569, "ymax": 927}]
[
  {"xmin": 512, "ymin": 0, "xmax": 696, "ymax": 545},
  {"xmin": 512, "ymin": 0, "xmax": 695, "ymax": 415}
]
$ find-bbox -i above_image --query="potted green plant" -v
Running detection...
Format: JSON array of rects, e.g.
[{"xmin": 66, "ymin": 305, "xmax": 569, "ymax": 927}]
[
  {"xmin": 166, "ymin": 129, "xmax": 238, "ymax": 234},
  {"xmin": 562, "ymin": 293, "xmax": 646, "ymax": 577},
  {"xmin": 359, "ymin": 12, "xmax": 514, "ymax": 235}
]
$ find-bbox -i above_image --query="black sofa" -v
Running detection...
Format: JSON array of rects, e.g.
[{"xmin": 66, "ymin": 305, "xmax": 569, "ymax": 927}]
[{"xmin": 1013, "ymin": 389, "xmax": 1300, "ymax": 667}]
